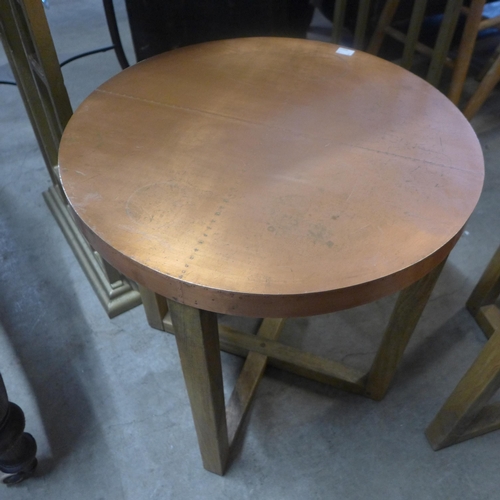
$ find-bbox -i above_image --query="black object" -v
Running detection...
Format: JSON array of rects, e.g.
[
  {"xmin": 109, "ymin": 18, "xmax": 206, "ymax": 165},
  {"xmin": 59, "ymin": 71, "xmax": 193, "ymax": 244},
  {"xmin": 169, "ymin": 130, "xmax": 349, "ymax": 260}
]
[
  {"xmin": 125, "ymin": 0, "xmax": 314, "ymax": 62},
  {"xmin": 0, "ymin": 375, "xmax": 38, "ymax": 485},
  {"xmin": 103, "ymin": 0, "xmax": 130, "ymax": 69},
  {"xmin": 1, "ymin": 0, "xmax": 129, "ymax": 87}
]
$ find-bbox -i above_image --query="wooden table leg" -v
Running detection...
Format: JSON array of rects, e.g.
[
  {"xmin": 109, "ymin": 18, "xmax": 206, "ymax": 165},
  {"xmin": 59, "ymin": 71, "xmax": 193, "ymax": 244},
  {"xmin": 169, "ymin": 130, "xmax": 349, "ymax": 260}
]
[
  {"xmin": 426, "ymin": 0, "xmax": 463, "ymax": 87},
  {"xmin": 366, "ymin": 0, "xmax": 400, "ymax": 55},
  {"xmin": 167, "ymin": 300, "xmax": 229, "ymax": 475},
  {"xmin": 463, "ymin": 53, "xmax": 500, "ymax": 120},
  {"xmin": 425, "ymin": 328, "xmax": 500, "ymax": 450},
  {"xmin": 448, "ymin": 0, "xmax": 486, "ymax": 105},
  {"xmin": 139, "ymin": 285, "xmax": 168, "ymax": 331},
  {"xmin": 364, "ymin": 259, "xmax": 447, "ymax": 401},
  {"xmin": 400, "ymin": 0, "xmax": 428, "ymax": 70}
]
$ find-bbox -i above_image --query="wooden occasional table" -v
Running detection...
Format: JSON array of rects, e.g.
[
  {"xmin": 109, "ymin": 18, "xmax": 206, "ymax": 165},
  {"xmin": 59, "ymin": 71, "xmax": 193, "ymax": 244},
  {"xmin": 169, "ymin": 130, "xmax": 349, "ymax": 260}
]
[{"xmin": 59, "ymin": 38, "xmax": 484, "ymax": 475}]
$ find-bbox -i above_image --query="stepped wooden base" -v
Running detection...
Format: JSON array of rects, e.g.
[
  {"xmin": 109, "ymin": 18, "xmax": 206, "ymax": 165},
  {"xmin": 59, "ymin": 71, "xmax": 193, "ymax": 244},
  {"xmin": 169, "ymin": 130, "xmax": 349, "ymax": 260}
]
[{"xmin": 44, "ymin": 186, "xmax": 141, "ymax": 318}]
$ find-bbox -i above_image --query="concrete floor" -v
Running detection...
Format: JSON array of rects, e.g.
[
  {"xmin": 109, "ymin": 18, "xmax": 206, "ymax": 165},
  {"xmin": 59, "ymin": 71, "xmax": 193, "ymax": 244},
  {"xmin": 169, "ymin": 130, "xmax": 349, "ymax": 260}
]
[{"xmin": 1, "ymin": 1, "xmax": 500, "ymax": 498}]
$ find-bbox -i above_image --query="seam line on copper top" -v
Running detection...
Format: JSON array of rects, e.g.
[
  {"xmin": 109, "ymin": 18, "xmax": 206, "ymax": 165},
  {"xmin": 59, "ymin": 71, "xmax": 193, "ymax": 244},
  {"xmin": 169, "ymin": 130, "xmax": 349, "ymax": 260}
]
[{"xmin": 94, "ymin": 88, "xmax": 478, "ymax": 174}]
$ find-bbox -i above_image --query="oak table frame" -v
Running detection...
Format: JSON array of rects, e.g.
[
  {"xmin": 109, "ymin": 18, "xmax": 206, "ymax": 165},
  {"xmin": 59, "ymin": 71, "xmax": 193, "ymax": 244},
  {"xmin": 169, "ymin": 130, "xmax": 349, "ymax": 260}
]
[{"xmin": 59, "ymin": 38, "xmax": 484, "ymax": 475}]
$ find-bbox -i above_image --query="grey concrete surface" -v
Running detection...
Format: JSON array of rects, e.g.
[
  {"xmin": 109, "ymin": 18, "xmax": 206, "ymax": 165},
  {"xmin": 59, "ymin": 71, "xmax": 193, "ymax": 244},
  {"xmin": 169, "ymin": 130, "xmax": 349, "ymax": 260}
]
[{"xmin": 1, "ymin": 2, "xmax": 500, "ymax": 498}]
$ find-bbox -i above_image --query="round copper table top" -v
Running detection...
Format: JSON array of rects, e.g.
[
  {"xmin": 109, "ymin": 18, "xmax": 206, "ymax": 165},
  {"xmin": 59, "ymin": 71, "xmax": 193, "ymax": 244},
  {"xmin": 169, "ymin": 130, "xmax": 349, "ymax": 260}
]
[{"xmin": 59, "ymin": 38, "xmax": 484, "ymax": 317}]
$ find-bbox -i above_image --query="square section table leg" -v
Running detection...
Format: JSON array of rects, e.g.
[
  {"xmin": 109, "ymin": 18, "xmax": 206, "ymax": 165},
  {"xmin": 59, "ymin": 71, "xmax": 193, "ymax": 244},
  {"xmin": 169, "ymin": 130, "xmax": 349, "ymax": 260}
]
[
  {"xmin": 448, "ymin": 0, "xmax": 486, "ymax": 105},
  {"xmin": 425, "ymin": 328, "xmax": 500, "ymax": 450},
  {"xmin": 167, "ymin": 300, "xmax": 229, "ymax": 475},
  {"xmin": 364, "ymin": 259, "xmax": 446, "ymax": 401},
  {"xmin": 139, "ymin": 285, "xmax": 168, "ymax": 331}
]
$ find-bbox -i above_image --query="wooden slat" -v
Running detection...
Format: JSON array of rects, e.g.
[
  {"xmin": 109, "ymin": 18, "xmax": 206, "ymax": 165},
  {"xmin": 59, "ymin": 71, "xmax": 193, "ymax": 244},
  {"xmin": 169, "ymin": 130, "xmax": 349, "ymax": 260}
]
[
  {"xmin": 478, "ymin": 16, "xmax": 500, "ymax": 30},
  {"xmin": 139, "ymin": 286, "xmax": 168, "ymax": 331},
  {"xmin": 226, "ymin": 318, "xmax": 286, "ymax": 445},
  {"xmin": 367, "ymin": 0, "xmax": 400, "ymax": 54},
  {"xmin": 463, "ymin": 53, "xmax": 500, "ymax": 119},
  {"xmin": 382, "ymin": 27, "xmax": 455, "ymax": 68},
  {"xmin": 475, "ymin": 305, "xmax": 500, "ymax": 340},
  {"xmin": 401, "ymin": 0, "xmax": 428, "ymax": 69},
  {"xmin": 427, "ymin": 0, "xmax": 463, "ymax": 87},
  {"xmin": 164, "ymin": 315, "xmax": 367, "ymax": 393},
  {"xmin": 28, "ymin": 54, "xmax": 48, "ymax": 88},
  {"xmin": 354, "ymin": 0, "xmax": 371, "ymax": 49},
  {"xmin": 449, "ymin": 0, "xmax": 486, "ymax": 104},
  {"xmin": 0, "ymin": 0, "xmax": 57, "ymax": 182},
  {"xmin": 219, "ymin": 325, "xmax": 366, "ymax": 394},
  {"xmin": 476, "ymin": 41, "xmax": 500, "ymax": 81},
  {"xmin": 332, "ymin": 0, "xmax": 347, "ymax": 44}
]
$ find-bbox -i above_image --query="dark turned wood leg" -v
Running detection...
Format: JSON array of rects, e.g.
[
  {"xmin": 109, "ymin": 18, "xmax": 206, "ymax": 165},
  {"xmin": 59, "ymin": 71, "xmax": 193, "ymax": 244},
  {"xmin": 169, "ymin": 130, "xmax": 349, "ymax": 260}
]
[{"xmin": 0, "ymin": 374, "xmax": 38, "ymax": 485}]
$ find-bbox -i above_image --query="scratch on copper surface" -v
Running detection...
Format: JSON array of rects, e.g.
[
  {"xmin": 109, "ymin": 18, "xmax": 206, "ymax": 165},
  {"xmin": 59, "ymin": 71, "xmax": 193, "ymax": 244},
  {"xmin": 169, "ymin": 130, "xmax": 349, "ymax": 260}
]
[
  {"xmin": 417, "ymin": 143, "xmax": 443, "ymax": 155},
  {"xmin": 350, "ymin": 224, "xmax": 371, "ymax": 235},
  {"xmin": 116, "ymin": 224, "xmax": 172, "ymax": 247},
  {"xmin": 75, "ymin": 170, "xmax": 86, "ymax": 176},
  {"xmin": 348, "ymin": 143, "xmax": 474, "ymax": 173},
  {"xmin": 270, "ymin": 174, "xmax": 317, "ymax": 187},
  {"xmin": 403, "ymin": 212, "xmax": 449, "ymax": 224},
  {"xmin": 83, "ymin": 192, "xmax": 101, "ymax": 204},
  {"xmin": 77, "ymin": 172, "xmax": 102, "ymax": 183},
  {"xmin": 345, "ymin": 185, "xmax": 356, "ymax": 204}
]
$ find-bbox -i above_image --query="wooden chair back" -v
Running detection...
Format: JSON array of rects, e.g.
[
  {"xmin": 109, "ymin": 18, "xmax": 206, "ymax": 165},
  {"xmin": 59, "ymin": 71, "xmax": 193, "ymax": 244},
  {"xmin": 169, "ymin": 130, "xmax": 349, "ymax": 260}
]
[
  {"xmin": 449, "ymin": 0, "xmax": 490, "ymax": 103},
  {"xmin": 0, "ymin": 0, "xmax": 73, "ymax": 187},
  {"xmin": 368, "ymin": 0, "xmax": 500, "ymax": 113},
  {"xmin": 367, "ymin": 0, "xmax": 464, "ymax": 87},
  {"xmin": 331, "ymin": 0, "xmax": 374, "ymax": 50},
  {"xmin": 0, "ymin": 0, "xmax": 141, "ymax": 317}
]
